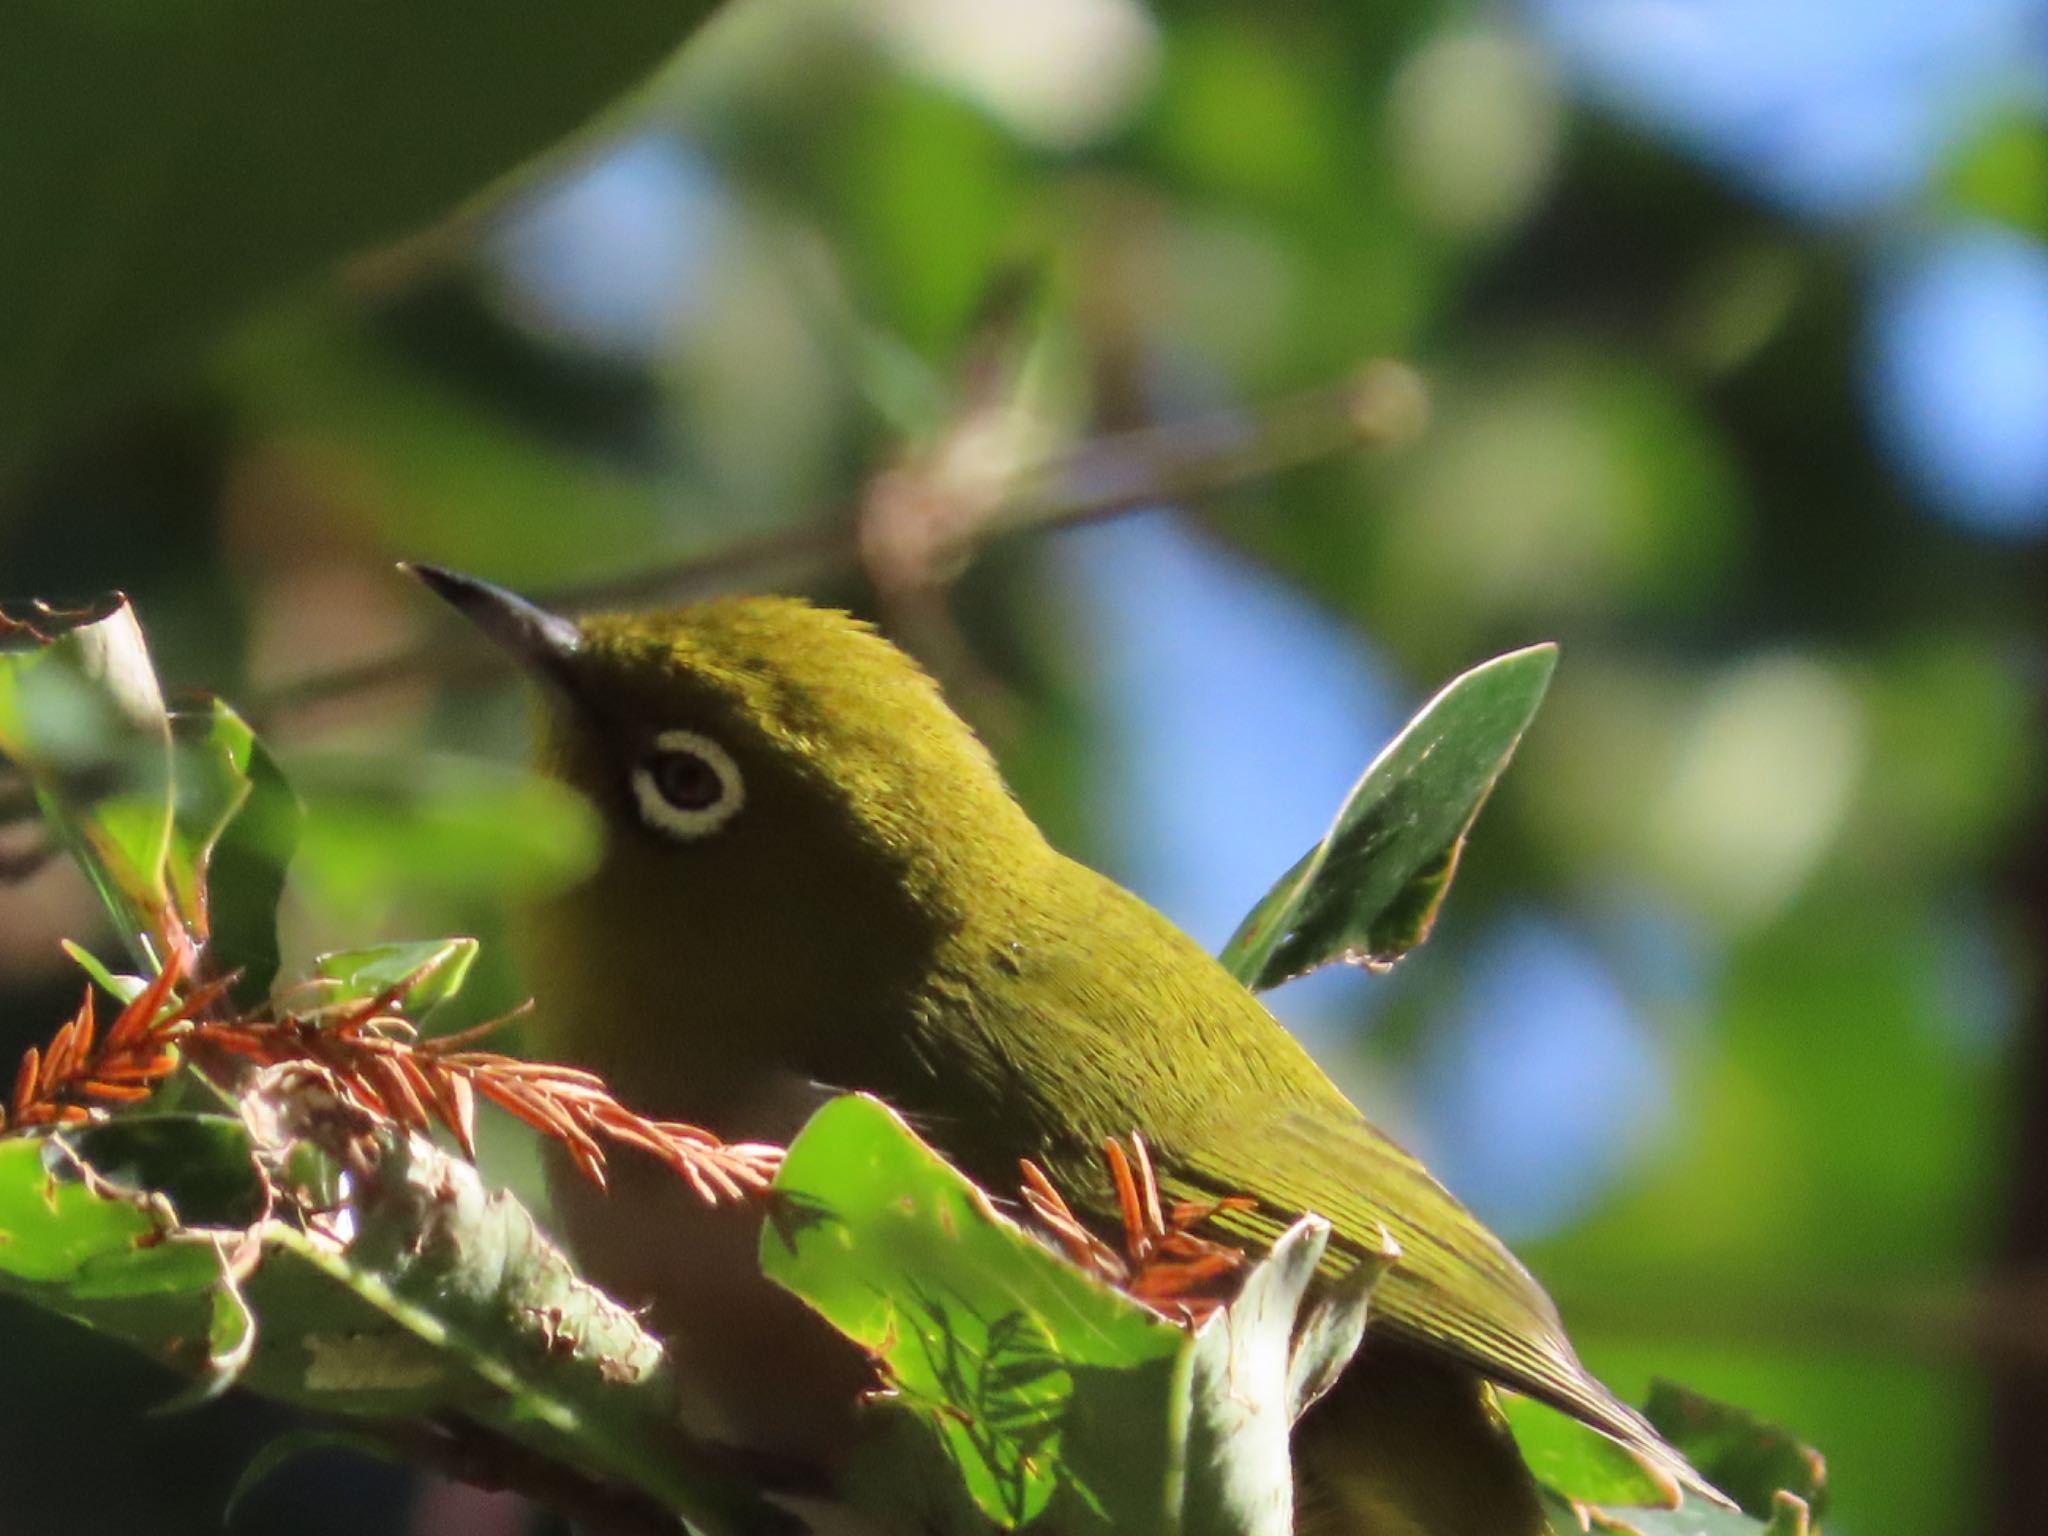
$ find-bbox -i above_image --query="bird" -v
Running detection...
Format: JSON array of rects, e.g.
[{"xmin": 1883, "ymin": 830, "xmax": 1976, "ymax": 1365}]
[{"xmin": 407, "ymin": 563, "xmax": 1714, "ymax": 1534}]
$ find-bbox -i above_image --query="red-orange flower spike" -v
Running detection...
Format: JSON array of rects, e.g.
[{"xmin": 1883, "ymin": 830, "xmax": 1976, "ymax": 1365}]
[
  {"xmin": 1021, "ymin": 1135, "xmax": 1253, "ymax": 1326},
  {"xmin": 8, "ymin": 945, "xmax": 778, "ymax": 1211}
]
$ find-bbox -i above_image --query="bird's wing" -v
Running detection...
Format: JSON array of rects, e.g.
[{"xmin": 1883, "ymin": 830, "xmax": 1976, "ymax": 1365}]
[
  {"xmin": 1162, "ymin": 1105, "xmax": 1717, "ymax": 1503},
  {"xmin": 957, "ymin": 862, "xmax": 1721, "ymax": 1503}
]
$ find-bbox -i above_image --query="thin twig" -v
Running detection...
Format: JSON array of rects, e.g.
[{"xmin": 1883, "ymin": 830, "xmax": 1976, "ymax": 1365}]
[{"xmin": 253, "ymin": 362, "xmax": 1425, "ymax": 721}]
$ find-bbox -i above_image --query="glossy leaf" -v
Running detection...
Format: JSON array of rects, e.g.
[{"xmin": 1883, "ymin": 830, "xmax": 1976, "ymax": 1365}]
[
  {"xmin": 1220, "ymin": 643, "xmax": 1558, "ymax": 991},
  {"xmin": 761, "ymin": 1093, "xmax": 1188, "ymax": 1531},
  {"xmin": 761, "ymin": 1094, "xmax": 1382, "ymax": 1535},
  {"xmin": 0, "ymin": 1128, "xmax": 231, "ymax": 1296}
]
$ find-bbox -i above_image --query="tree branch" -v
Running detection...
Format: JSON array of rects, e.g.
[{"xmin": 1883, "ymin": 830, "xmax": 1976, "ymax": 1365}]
[{"xmin": 252, "ymin": 361, "xmax": 1425, "ymax": 723}]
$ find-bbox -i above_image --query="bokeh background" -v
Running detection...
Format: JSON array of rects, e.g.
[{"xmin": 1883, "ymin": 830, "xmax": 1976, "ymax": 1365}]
[{"xmin": 4, "ymin": 2, "xmax": 2046, "ymax": 1533}]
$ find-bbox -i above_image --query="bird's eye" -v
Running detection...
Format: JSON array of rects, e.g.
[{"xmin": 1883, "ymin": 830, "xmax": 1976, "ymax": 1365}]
[{"xmin": 632, "ymin": 730, "xmax": 745, "ymax": 840}]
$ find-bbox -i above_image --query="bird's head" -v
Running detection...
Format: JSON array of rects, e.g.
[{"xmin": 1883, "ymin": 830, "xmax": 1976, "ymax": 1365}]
[{"xmin": 406, "ymin": 565, "xmax": 1041, "ymax": 1083}]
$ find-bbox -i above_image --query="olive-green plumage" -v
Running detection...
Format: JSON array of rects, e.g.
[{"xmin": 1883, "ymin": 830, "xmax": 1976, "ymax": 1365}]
[{"xmin": 413, "ymin": 568, "xmax": 1709, "ymax": 1533}]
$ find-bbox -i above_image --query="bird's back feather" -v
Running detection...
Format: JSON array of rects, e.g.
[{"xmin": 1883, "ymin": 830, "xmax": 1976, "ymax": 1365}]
[{"xmin": 917, "ymin": 852, "xmax": 1713, "ymax": 1503}]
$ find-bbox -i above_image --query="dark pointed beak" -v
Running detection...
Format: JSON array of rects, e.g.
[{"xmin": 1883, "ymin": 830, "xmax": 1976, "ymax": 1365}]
[{"xmin": 401, "ymin": 563, "xmax": 583, "ymax": 680}]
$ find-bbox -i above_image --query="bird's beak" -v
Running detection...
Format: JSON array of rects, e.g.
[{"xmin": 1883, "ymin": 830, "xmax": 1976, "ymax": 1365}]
[{"xmin": 401, "ymin": 563, "xmax": 583, "ymax": 682}]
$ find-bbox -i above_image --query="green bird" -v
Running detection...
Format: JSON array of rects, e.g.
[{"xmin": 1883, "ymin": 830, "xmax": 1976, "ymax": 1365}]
[{"xmin": 409, "ymin": 565, "xmax": 1715, "ymax": 1534}]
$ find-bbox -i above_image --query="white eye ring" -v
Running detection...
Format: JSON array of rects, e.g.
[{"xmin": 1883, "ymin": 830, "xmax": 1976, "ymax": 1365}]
[{"xmin": 631, "ymin": 730, "xmax": 745, "ymax": 840}]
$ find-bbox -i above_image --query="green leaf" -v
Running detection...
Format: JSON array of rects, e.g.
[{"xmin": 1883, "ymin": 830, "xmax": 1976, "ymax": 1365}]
[
  {"xmin": 242, "ymin": 1135, "xmax": 777, "ymax": 1535},
  {"xmin": 0, "ymin": 0, "xmax": 725, "ymax": 470},
  {"xmin": 1546, "ymin": 1494, "xmax": 1810, "ymax": 1536},
  {"xmin": 1943, "ymin": 112, "xmax": 2048, "ymax": 240},
  {"xmin": 1525, "ymin": 1383, "xmax": 1825, "ymax": 1536},
  {"xmin": 761, "ymin": 1094, "xmax": 1189, "ymax": 1531},
  {"xmin": 0, "ymin": 1129, "xmax": 231, "ymax": 1297},
  {"xmin": 0, "ymin": 1113, "xmax": 780, "ymax": 1536},
  {"xmin": 167, "ymin": 697, "xmax": 255, "ymax": 931},
  {"xmin": 1220, "ymin": 643, "xmax": 1558, "ymax": 991},
  {"xmin": 60, "ymin": 1116, "xmax": 269, "ymax": 1232},
  {"xmin": 169, "ymin": 697, "xmax": 301, "ymax": 1004},
  {"xmin": 311, "ymin": 938, "xmax": 481, "ymax": 1017},
  {"xmin": 0, "ymin": 1134, "xmax": 168, "ymax": 1286},
  {"xmin": 0, "ymin": 602, "xmax": 298, "ymax": 994},
  {"xmin": 290, "ymin": 751, "xmax": 601, "ymax": 920},
  {"xmin": 1642, "ymin": 1382, "xmax": 1827, "ymax": 1522},
  {"xmin": 206, "ymin": 727, "xmax": 301, "ymax": 1005},
  {"xmin": 0, "ymin": 597, "xmax": 178, "ymax": 969},
  {"xmin": 59, "ymin": 938, "xmax": 146, "ymax": 1002},
  {"xmin": 1502, "ymin": 1392, "xmax": 1680, "ymax": 1509},
  {"xmin": 763, "ymin": 1098, "xmax": 1388, "ymax": 1534}
]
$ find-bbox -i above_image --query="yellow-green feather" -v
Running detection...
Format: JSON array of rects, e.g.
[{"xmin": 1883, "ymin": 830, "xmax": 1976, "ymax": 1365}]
[{"xmin": 519, "ymin": 596, "xmax": 1710, "ymax": 1522}]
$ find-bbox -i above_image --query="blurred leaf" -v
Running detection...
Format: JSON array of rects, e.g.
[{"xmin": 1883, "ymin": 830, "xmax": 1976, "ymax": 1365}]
[
  {"xmin": 1532, "ymin": 895, "xmax": 1984, "ymax": 1536},
  {"xmin": 1268, "ymin": 349, "xmax": 1742, "ymax": 669},
  {"xmin": 290, "ymin": 751, "xmax": 601, "ymax": 918},
  {"xmin": 1150, "ymin": 17, "xmax": 1344, "ymax": 205},
  {"xmin": 761, "ymin": 1093, "xmax": 1188, "ymax": 1530},
  {"xmin": 312, "ymin": 937, "xmax": 481, "ymax": 1017},
  {"xmin": 206, "ymin": 728, "xmax": 301, "ymax": 1005},
  {"xmin": 1501, "ymin": 1393, "xmax": 1678, "ymax": 1508},
  {"xmin": 825, "ymin": 82, "xmax": 1027, "ymax": 357},
  {"xmin": 1220, "ymin": 643, "xmax": 1556, "ymax": 990},
  {"xmin": 1643, "ymin": 1381, "xmax": 1827, "ymax": 1522},
  {"xmin": 1852, "ymin": 633, "xmax": 2036, "ymax": 878},
  {"xmin": 223, "ymin": 312, "xmax": 672, "ymax": 587},
  {"xmin": 171, "ymin": 697, "xmax": 301, "ymax": 1004},
  {"xmin": 168, "ymin": 698, "xmax": 254, "ymax": 929},
  {"xmin": 1523, "ymin": 1382, "xmax": 1822, "ymax": 1536},
  {"xmin": 0, "ymin": 0, "xmax": 725, "ymax": 470},
  {"xmin": 1943, "ymin": 112, "xmax": 2048, "ymax": 239},
  {"xmin": 0, "ymin": 596, "xmax": 178, "ymax": 969},
  {"xmin": 60, "ymin": 938, "xmax": 147, "ymax": 1002}
]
